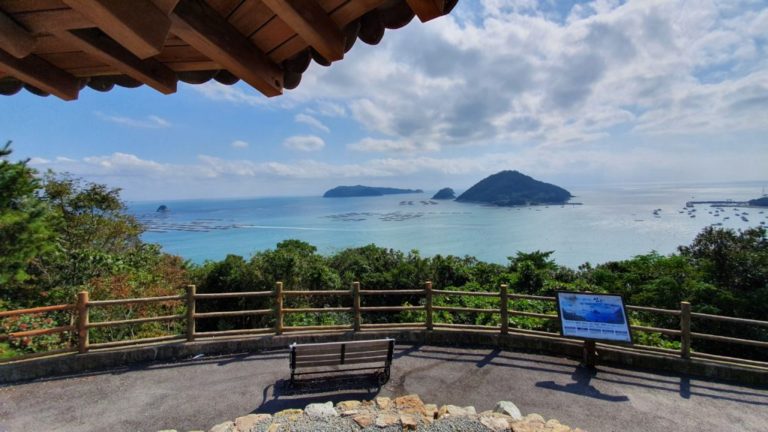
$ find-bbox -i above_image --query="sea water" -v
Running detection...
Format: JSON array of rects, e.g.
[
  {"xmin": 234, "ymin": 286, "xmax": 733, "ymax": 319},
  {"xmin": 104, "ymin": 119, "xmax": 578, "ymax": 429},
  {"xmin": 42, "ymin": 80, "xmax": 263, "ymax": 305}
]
[{"xmin": 128, "ymin": 181, "xmax": 768, "ymax": 269}]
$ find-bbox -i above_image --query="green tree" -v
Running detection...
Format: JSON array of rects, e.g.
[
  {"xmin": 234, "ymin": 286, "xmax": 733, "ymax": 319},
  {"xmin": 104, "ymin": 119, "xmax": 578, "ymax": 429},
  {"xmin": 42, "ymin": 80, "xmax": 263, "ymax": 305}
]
[
  {"xmin": 0, "ymin": 142, "xmax": 55, "ymax": 291},
  {"xmin": 33, "ymin": 173, "xmax": 145, "ymax": 295}
]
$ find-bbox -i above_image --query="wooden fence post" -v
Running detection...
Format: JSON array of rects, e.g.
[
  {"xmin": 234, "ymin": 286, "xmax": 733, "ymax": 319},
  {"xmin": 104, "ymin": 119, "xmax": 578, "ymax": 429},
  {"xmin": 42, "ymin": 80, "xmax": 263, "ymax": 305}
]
[
  {"xmin": 680, "ymin": 301, "xmax": 691, "ymax": 359},
  {"xmin": 353, "ymin": 281, "xmax": 361, "ymax": 331},
  {"xmin": 500, "ymin": 284, "xmax": 509, "ymax": 335},
  {"xmin": 186, "ymin": 285, "xmax": 196, "ymax": 342},
  {"xmin": 76, "ymin": 291, "xmax": 89, "ymax": 354},
  {"xmin": 275, "ymin": 281, "xmax": 283, "ymax": 335},
  {"xmin": 425, "ymin": 281, "xmax": 433, "ymax": 331}
]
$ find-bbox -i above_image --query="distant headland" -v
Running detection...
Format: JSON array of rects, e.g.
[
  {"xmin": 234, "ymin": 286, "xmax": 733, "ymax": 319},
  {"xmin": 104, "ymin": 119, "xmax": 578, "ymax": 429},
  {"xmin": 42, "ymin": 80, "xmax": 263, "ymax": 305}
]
[
  {"xmin": 323, "ymin": 185, "xmax": 423, "ymax": 198},
  {"xmin": 456, "ymin": 170, "xmax": 572, "ymax": 206}
]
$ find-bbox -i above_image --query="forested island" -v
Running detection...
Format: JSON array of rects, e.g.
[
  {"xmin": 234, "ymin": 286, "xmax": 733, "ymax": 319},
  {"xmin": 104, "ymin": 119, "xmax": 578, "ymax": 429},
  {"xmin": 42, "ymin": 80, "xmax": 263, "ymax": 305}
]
[
  {"xmin": 457, "ymin": 170, "xmax": 572, "ymax": 206},
  {"xmin": 432, "ymin": 187, "xmax": 456, "ymax": 200},
  {"xmin": 323, "ymin": 185, "xmax": 423, "ymax": 198},
  {"xmin": 2, "ymin": 142, "xmax": 767, "ymax": 362}
]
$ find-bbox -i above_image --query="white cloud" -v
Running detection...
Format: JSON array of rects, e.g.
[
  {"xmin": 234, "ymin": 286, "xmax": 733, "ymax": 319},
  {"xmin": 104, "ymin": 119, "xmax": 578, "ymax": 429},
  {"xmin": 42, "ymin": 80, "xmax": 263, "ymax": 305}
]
[
  {"xmin": 282, "ymin": 135, "xmax": 325, "ymax": 152},
  {"xmin": 231, "ymin": 140, "xmax": 249, "ymax": 149},
  {"xmin": 348, "ymin": 137, "xmax": 439, "ymax": 153},
  {"xmin": 307, "ymin": 101, "xmax": 347, "ymax": 117},
  {"xmin": 190, "ymin": 81, "xmax": 266, "ymax": 106},
  {"xmin": 95, "ymin": 112, "xmax": 171, "ymax": 128},
  {"xmin": 295, "ymin": 113, "xmax": 330, "ymax": 133},
  {"xmin": 28, "ymin": 157, "xmax": 50, "ymax": 164},
  {"xmin": 282, "ymin": 0, "xmax": 768, "ymax": 152},
  {"xmin": 83, "ymin": 153, "xmax": 168, "ymax": 174}
]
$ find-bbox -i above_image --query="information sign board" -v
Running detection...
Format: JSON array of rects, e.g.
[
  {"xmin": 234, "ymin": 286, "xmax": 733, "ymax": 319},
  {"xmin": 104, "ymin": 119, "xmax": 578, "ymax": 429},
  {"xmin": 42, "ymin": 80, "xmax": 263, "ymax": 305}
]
[{"xmin": 556, "ymin": 291, "xmax": 632, "ymax": 344}]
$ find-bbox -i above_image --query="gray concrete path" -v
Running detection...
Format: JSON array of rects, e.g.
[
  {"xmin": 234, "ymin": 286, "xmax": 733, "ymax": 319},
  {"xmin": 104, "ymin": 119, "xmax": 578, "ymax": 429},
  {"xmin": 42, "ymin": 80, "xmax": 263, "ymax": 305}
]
[{"xmin": 1, "ymin": 344, "xmax": 767, "ymax": 432}]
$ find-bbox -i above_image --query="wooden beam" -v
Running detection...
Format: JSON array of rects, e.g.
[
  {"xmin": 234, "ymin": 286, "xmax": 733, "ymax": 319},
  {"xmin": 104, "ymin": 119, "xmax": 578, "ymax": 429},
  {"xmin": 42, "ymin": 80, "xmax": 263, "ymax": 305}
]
[
  {"xmin": 0, "ymin": 48, "xmax": 79, "ymax": 100},
  {"xmin": 62, "ymin": 0, "xmax": 171, "ymax": 59},
  {"xmin": 406, "ymin": 0, "xmax": 444, "ymax": 22},
  {"xmin": 170, "ymin": 0, "xmax": 282, "ymax": 97},
  {"xmin": 152, "ymin": 0, "xmax": 181, "ymax": 15},
  {"xmin": 330, "ymin": 0, "xmax": 388, "ymax": 27},
  {"xmin": 262, "ymin": 0, "xmax": 344, "ymax": 62},
  {"xmin": 60, "ymin": 29, "xmax": 177, "ymax": 94},
  {"xmin": 0, "ymin": 10, "xmax": 36, "ymax": 58},
  {"xmin": 13, "ymin": 9, "xmax": 92, "ymax": 33}
]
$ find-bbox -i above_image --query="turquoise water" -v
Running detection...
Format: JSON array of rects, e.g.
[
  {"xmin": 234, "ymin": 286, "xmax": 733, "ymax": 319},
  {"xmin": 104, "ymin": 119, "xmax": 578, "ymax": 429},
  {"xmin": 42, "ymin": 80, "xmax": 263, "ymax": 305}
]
[{"xmin": 129, "ymin": 182, "xmax": 768, "ymax": 269}]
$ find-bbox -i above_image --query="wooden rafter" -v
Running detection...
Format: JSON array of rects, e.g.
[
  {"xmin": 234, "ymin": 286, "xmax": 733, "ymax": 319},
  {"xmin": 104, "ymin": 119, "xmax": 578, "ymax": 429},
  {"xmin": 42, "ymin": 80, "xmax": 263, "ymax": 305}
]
[
  {"xmin": 262, "ymin": 0, "xmax": 344, "ymax": 62},
  {"xmin": 0, "ymin": 10, "xmax": 36, "ymax": 58},
  {"xmin": 152, "ymin": 0, "xmax": 181, "ymax": 15},
  {"xmin": 170, "ymin": 0, "xmax": 282, "ymax": 97},
  {"xmin": 406, "ymin": 0, "xmax": 444, "ymax": 22},
  {"xmin": 330, "ymin": 0, "xmax": 389, "ymax": 27},
  {"xmin": 0, "ymin": 48, "xmax": 79, "ymax": 100},
  {"xmin": 12, "ymin": 9, "xmax": 92, "ymax": 34},
  {"xmin": 62, "ymin": 0, "xmax": 172, "ymax": 59},
  {"xmin": 60, "ymin": 29, "xmax": 177, "ymax": 94}
]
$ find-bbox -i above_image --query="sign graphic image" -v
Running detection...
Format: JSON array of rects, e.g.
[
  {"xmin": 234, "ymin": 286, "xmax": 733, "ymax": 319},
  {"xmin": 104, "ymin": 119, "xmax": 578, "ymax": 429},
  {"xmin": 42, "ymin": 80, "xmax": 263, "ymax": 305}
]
[{"xmin": 556, "ymin": 292, "xmax": 632, "ymax": 343}]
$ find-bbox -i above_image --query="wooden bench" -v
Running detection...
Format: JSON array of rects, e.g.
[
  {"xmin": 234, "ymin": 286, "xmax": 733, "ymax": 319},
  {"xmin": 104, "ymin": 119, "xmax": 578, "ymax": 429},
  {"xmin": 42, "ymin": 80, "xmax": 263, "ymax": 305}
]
[{"xmin": 289, "ymin": 338, "xmax": 395, "ymax": 386}]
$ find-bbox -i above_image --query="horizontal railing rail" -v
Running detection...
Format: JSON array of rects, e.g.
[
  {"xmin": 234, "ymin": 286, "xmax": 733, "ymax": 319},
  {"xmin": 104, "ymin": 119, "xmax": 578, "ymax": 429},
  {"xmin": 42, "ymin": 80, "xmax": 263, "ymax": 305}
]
[{"xmin": 2, "ymin": 281, "xmax": 767, "ymax": 370}]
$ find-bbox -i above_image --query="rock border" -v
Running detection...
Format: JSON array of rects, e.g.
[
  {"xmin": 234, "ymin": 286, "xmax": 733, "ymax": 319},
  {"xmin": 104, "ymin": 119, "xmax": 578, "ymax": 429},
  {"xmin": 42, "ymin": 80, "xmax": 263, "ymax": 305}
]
[{"xmin": 189, "ymin": 394, "xmax": 587, "ymax": 432}]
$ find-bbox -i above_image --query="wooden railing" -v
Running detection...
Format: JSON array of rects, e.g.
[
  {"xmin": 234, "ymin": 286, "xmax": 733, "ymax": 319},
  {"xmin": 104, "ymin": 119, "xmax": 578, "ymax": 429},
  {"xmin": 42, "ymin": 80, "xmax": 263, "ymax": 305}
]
[{"xmin": 2, "ymin": 282, "xmax": 767, "ymax": 369}]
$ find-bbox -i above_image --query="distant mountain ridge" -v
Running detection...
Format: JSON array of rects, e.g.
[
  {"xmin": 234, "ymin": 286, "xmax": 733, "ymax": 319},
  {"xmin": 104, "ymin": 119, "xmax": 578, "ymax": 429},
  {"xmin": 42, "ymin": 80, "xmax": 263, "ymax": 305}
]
[
  {"xmin": 323, "ymin": 185, "xmax": 423, "ymax": 198},
  {"xmin": 456, "ymin": 170, "xmax": 572, "ymax": 206}
]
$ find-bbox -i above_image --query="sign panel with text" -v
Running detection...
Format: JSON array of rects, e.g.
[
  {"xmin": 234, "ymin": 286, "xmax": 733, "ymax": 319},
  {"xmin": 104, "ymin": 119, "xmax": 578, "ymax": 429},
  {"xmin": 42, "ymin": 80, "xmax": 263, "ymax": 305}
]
[{"xmin": 556, "ymin": 291, "xmax": 632, "ymax": 344}]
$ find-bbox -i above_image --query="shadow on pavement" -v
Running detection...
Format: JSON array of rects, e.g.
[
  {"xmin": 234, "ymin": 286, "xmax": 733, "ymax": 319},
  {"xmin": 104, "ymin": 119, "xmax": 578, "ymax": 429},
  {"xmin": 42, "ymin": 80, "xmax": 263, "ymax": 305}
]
[
  {"xmin": 393, "ymin": 344, "xmax": 768, "ymax": 407},
  {"xmin": 536, "ymin": 366, "xmax": 630, "ymax": 402},
  {"xmin": 254, "ymin": 375, "xmax": 382, "ymax": 413}
]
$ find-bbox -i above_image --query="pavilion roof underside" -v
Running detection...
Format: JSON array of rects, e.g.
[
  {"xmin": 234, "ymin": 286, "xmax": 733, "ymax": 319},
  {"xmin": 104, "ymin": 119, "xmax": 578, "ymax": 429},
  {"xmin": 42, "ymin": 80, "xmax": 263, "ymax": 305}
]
[{"xmin": 0, "ymin": 0, "xmax": 456, "ymax": 100}]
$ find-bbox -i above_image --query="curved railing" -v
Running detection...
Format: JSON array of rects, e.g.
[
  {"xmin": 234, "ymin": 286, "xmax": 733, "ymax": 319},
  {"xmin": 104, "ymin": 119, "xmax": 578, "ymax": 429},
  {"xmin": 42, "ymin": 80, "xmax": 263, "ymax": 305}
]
[{"xmin": 2, "ymin": 282, "xmax": 767, "ymax": 370}]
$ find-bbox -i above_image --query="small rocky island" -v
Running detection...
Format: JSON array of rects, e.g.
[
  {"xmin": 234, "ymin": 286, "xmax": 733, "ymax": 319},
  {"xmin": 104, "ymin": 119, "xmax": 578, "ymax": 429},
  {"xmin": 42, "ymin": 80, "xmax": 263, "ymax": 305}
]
[
  {"xmin": 323, "ymin": 185, "xmax": 423, "ymax": 198},
  {"xmin": 456, "ymin": 170, "xmax": 572, "ymax": 206},
  {"xmin": 432, "ymin": 187, "xmax": 456, "ymax": 200},
  {"xmin": 156, "ymin": 205, "xmax": 169, "ymax": 212}
]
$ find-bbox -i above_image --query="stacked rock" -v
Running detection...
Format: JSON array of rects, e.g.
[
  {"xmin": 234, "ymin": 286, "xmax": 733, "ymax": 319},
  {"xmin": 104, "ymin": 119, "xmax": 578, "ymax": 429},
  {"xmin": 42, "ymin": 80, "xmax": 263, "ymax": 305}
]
[{"xmin": 165, "ymin": 394, "xmax": 587, "ymax": 432}]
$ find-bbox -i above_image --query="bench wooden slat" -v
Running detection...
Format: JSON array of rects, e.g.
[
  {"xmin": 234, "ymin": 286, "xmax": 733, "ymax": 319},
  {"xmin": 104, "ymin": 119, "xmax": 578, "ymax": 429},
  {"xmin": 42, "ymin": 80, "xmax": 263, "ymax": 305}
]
[
  {"xmin": 294, "ymin": 343, "xmax": 390, "ymax": 356},
  {"xmin": 296, "ymin": 355, "xmax": 390, "ymax": 368},
  {"xmin": 292, "ymin": 339, "xmax": 392, "ymax": 350},
  {"xmin": 294, "ymin": 350, "xmax": 390, "ymax": 366}
]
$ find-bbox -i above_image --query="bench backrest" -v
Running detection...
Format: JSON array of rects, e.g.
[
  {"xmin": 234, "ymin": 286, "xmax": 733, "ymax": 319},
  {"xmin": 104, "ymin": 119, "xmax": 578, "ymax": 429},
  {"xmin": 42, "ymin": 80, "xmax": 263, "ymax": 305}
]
[{"xmin": 290, "ymin": 338, "xmax": 394, "ymax": 370}]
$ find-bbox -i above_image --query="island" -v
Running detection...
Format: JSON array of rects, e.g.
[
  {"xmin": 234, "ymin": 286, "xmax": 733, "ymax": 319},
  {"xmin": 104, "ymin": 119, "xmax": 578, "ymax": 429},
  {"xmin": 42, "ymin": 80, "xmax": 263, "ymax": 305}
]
[
  {"xmin": 156, "ymin": 205, "xmax": 169, "ymax": 212},
  {"xmin": 432, "ymin": 188, "xmax": 456, "ymax": 200},
  {"xmin": 323, "ymin": 185, "xmax": 423, "ymax": 198},
  {"xmin": 748, "ymin": 197, "xmax": 768, "ymax": 207},
  {"xmin": 456, "ymin": 170, "xmax": 572, "ymax": 206}
]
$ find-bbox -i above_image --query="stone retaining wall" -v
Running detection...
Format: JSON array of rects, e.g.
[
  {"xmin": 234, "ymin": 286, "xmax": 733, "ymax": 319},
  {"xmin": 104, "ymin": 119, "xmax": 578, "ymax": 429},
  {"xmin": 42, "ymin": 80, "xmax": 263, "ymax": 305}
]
[{"xmin": 2, "ymin": 329, "xmax": 766, "ymax": 386}]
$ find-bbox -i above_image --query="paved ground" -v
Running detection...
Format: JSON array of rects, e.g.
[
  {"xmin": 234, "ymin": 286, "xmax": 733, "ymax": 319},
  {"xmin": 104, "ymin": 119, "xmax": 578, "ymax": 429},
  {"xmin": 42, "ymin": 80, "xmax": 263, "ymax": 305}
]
[{"xmin": 1, "ymin": 344, "xmax": 767, "ymax": 432}]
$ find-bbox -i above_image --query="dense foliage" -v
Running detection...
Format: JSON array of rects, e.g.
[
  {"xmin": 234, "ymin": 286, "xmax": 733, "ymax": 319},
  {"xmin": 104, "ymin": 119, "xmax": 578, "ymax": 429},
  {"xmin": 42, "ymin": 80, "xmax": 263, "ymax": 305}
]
[
  {"xmin": 0, "ymin": 144, "xmax": 187, "ymax": 354},
  {"xmin": 1, "ymin": 144, "xmax": 766, "ymax": 360}
]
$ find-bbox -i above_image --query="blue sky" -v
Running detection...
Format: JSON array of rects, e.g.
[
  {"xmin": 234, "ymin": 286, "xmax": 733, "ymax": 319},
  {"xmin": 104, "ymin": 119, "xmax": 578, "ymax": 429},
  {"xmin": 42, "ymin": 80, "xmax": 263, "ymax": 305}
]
[{"xmin": 1, "ymin": 0, "xmax": 767, "ymax": 200}]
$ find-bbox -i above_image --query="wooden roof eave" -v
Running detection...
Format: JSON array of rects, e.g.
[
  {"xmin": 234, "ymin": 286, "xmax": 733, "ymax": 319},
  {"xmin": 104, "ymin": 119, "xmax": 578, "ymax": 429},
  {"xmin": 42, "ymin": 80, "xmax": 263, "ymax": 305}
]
[{"xmin": 0, "ymin": 0, "xmax": 458, "ymax": 101}]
